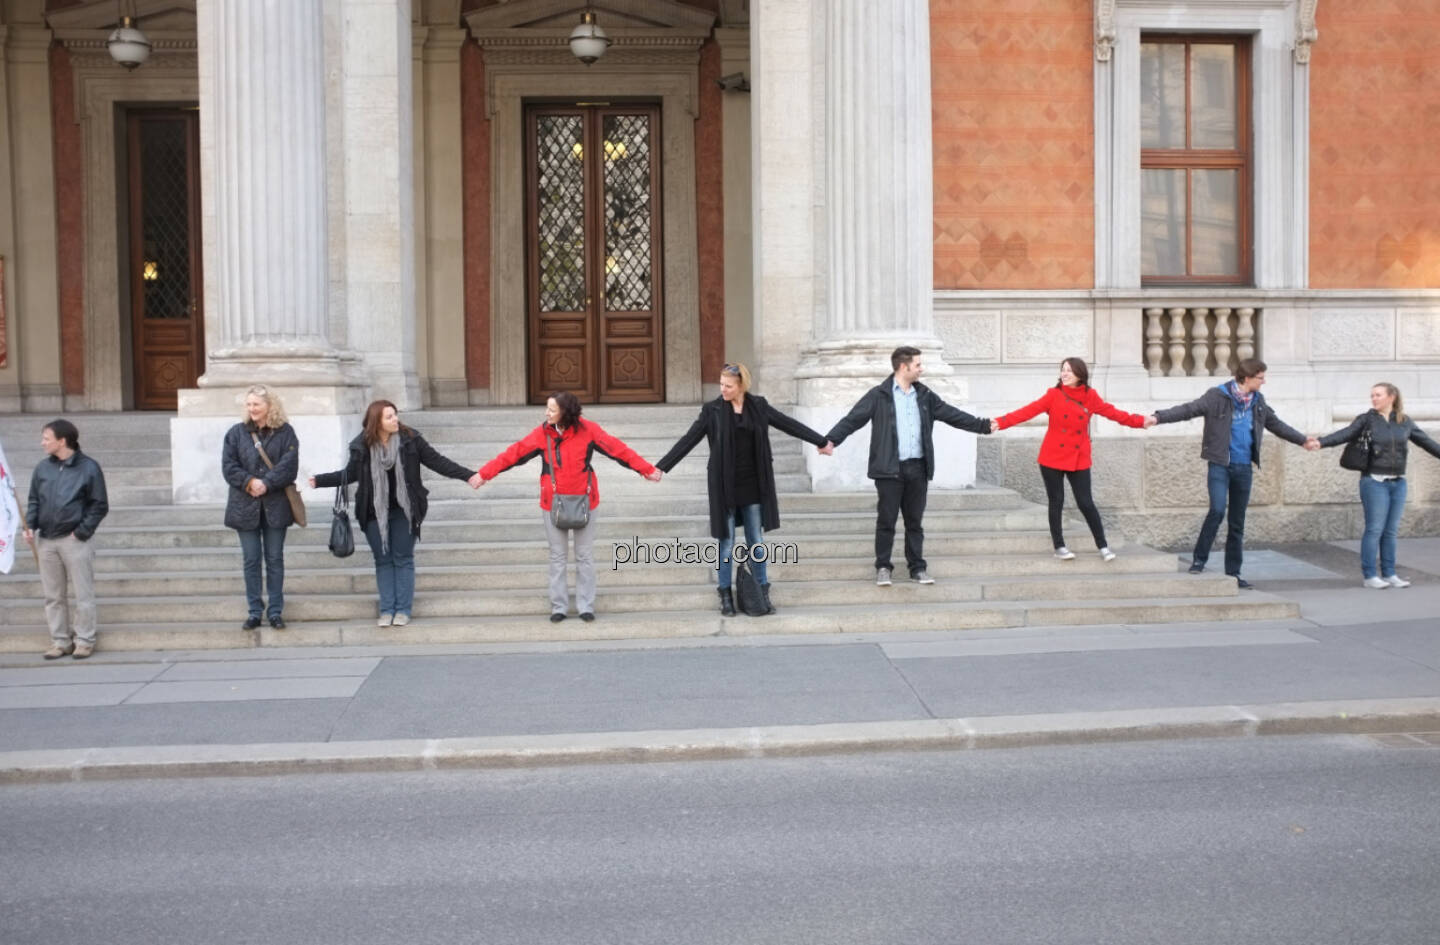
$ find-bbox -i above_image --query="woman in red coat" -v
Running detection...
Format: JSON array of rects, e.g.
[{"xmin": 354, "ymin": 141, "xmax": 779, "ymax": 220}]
[
  {"xmin": 995, "ymin": 358, "xmax": 1146, "ymax": 561},
  {"xmin": 478, "ymin": 391, "xmax": 661, "ymax": 623}
]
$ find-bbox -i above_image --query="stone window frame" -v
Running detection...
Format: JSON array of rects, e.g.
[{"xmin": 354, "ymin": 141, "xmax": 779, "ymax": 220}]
[{"xmin": 1094, "ymin": 0, "xmax": 1310, "ymax": 291}]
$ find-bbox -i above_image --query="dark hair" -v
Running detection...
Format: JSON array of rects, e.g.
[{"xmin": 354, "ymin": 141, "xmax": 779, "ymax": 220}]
[
  {"xmin": 891, "ymin": 346, "xmax": 922, "ymax": 372},
  {"xmin": 361, "ymin": 400, "xmax": 413, "ymax": 447},
  {"xmin": 1055, "ymin": 357, "xmax": 1090, "ymax": 389},
  {"xmin": 549, "ymin": 391, "xmax": 583, "ymax": 429},
  {"xmin": 43, "ymin": 419, "xmax": 79, "ymax": 451},
  {"xmin": 1234, "ymin": 358, "xmax": 1267, "ymax": 382}
]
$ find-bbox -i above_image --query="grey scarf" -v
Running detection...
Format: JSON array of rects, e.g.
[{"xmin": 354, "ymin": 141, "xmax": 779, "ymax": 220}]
[{"xmin": 369, "ymin": 434, "xmax": 412, "ymax": 553}]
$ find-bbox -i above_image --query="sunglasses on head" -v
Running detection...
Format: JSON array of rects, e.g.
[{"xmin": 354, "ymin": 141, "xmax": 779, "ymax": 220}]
[{"xmin": 721, "ymin": 364, "xmax": 741, "ymax": 376}]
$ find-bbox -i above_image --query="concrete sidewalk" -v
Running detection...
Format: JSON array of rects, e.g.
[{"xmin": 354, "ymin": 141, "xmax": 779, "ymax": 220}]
[{"xmin": 2, "ymin": 540, "xmax": 1438, "ymax": 781}]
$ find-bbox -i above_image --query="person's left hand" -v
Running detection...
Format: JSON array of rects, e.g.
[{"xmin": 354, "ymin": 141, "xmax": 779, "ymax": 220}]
[
  {"xmin": 247, "ymin": 479, "xmax": 267, "ymax": 497},
  {"xmin": 468, "ymin": 472, "xmax": 484, "ymax": 489},
  {"xmin": 1304, "ymin": 436, "xmax": 1321, "ymax": 452},
  {"xmin": 645, "ymin": 469, "xmax": 663, "ymax": 482},
  {"xmin": 817, "ymin": 441, "xmax": 834, "ymax": 456}
]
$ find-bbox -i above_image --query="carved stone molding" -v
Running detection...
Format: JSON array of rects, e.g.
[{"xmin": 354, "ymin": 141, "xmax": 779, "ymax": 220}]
[
  {"xmin": 1296, "ymin": 0, "xmax": 1319, "ymax": 64},
  {"xmin": 1094, "ymin": 0, "xmax": 1116, "ymax": 62}
]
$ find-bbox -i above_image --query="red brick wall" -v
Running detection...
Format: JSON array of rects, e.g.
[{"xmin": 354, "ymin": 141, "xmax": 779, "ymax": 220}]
[
  {"xmin": 695, "ymin": 38, "xmax": 725, "ymax": 381},
  {"xmin": 1309, "ymin": 2, "xmax": 1440, "ymax": 288},
  {"xmin": 460, "ymin": 38, "xmax": 490, "ymax": 390},
  {"xmin": 931, "ymin": 0, "xmax": 1094, "ymax": 289},
  {"xmin": 50, "ymin": 44, "xmax": 84, "ymax": 395}
]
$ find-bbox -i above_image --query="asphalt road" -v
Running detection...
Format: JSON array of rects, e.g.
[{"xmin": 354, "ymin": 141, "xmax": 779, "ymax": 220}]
[{"xmin": 3, "ymin": 735, "xmax": 1438, "ymax": 945}]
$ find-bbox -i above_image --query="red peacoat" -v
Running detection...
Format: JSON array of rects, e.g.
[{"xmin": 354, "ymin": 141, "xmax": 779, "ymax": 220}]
[{"xmin": 996, "ymin": 386, "xmax": 1146, "ymax": 471}]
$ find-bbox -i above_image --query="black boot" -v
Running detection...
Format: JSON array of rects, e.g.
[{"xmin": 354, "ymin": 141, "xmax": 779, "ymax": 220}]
[
  {"xmin": 718, "ymin": 588, "xmax": 736, "ymax": 617},
  {"xmin": 759, "ymin": 583, "xmax": 776, "ymax": 615}
]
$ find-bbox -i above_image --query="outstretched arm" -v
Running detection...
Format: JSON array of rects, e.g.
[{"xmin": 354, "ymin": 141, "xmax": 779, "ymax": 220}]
[
  {"xmin": 589, "ymin": 423, "xmax": 659, "ymax": 477},
  {"xmin": 993, "ymin": 392, "xmax": 1050, "ymax": 432},
  {"xmin": 825, "ymin": 391, "xmax": 876, "ymax": 447},
  {"xmin": 655, "ymin": 410, "xmax": 707, "ymax": 473},
  {"xmin": 930, "ymin": 393, "xmax": 992, "ymax": 435},
  {"xmin": 1410, "ymin": 424, "xmax": 1440, "ymax": 462},
  {"xmin": 416, "ymin": 434, "xmax": 476, "ymax": 482},
  {"xmin": 763, "ymin": 402, "xmax": 828, "ymax": 447},
  {"xmin": 478, "ymin": 428, "xmax": 545, "ymax": 482}
]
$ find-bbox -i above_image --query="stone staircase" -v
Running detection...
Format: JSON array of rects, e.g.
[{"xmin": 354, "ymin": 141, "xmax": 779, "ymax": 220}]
[{"xmin": 0, "ymin": 408, "xmax": 1299, "ymax": 652}]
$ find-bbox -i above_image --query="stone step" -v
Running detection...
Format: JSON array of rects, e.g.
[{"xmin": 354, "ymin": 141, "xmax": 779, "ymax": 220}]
[
  {"xmin": 0, "ymin": 594, "xmax": 1301, "ymax": 653},
  {"xmin": 0, "ymin": 550, "xmax": 1180, "ymax": 598},
  {"xmin": 93, "ymin": 488, "xmax": 1030, "ymax": 524},
  {"xmin": 5, "ymin": 447, "xmax": 175, "ymax": 468},
  {"xmin": 2, "ymin": 532, "xmax": 1064, "ymax": 574},
  {"xmin": 0, "ymin": 572, "xmax": 1245, "ymax": 626},
  {"xmin": 55, "ymin": 506, "xmax": 1053, "ymax": 542}
]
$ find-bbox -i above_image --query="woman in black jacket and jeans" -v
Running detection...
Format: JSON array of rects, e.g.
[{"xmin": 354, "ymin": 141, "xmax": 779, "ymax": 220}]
[
  {"xmin": 221, "ymin": 386, "xmax": 299, "ymax": 630},
  {"xmin": 310, "ymin": 400, "xmax": 479, "ymax": 626},
  {"xmin": 1318, "ymin": 382, "xmax": 1440, "ymax": 589},
  {"xmin": 656, "ymin": 362, "xmax": 828, "ymax": 616}
]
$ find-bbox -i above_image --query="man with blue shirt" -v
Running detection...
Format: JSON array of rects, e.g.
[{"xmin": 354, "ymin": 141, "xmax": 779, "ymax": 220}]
[
  {"xmin": 1150, "ymin": 359, "xmax": 1318, "ymax": 588},
  {"xmin": 824, "ymin": 346, "xmax": 993, "ymax": 586}
]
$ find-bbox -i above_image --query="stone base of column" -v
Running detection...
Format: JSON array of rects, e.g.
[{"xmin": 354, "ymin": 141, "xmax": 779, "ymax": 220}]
[
  {"xmin": 171, "ymin": 350, "xmax": 372, "ymax": 504},
  {"xmin": 793, "ymin": 338, "xmax": 979, "ymax": 492}
]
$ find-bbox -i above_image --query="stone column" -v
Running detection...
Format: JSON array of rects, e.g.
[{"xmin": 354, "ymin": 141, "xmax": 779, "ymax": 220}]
[
  {"xmin": 173, "ymin": 0, "xmax": 366, "ymax": 504},
  {"xmin": 789, "ymin": 0, "xmax": 975, "ymax": 489},
  {"xmin": 339, "ymin": 0, "xmax": 421, "ymax": 409}
]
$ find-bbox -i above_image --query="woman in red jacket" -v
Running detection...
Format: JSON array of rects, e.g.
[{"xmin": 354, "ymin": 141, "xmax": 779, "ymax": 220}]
[
  {"xmin": 995, "ymin": 358, "xmax": 1146, "ymax": 561},
  {"xmin": 478, "ymin": 391, "xmax": 661, "ymax": 623}
]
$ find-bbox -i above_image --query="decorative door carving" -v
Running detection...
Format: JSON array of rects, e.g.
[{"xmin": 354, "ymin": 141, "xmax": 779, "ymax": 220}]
[
  {"xmin": 128, "ymin": 110, "xmax": 203, "ymax": 411},
  {"xmin": 526, "ymin": 104, "xmax": 664, "ymax": 403}
]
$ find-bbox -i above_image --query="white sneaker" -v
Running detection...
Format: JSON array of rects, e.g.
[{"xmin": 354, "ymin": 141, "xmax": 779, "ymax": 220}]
[
  {"xmin": 875, "ymin": 567, "xmax": 893, "ymax": 587},
  {"xmin": 392, "ymin": 613, "xmax": 410, "ymax": 627},
  {"xmin": 1054, "ymin": 547, "xmax": 1075, "ymax": 560},
  {"xmin": 378, "ymin": 613, "xmax": 394, "ymax": 627},
  {"xmin": 1099, "ymin": 547, "xmax": 1117, "ymax": 562},
  {"xmin": 1362, "ymin": 577, "xmax": 1389, "ymax": 589},
  {"xmin": 1385, "ymin": 575, "xmax": 1411, "ymax": 588}
]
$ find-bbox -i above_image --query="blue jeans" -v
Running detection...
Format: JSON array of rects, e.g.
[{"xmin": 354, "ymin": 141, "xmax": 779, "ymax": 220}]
[
  {"xmin": 236, "ymin": 525, "xmax": 287, "ymax": 620},
  {"xmin": 363, "ymin": 507, "xmax": 416, "ymax": 617},
  {"xmin": 1358, "ymin": 476, "xmax": 1407, "ymax": 579},
  {"xmin": 717, "ymin": 503, "xmax": 767, "ymax": 590},
  {"xmin": 1193, "ymin": 462, "xmax": 1253, "ymax": 576}
]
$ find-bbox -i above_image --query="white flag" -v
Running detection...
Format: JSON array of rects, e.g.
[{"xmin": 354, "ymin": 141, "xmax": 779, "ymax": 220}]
[{"xmin": 0, "ymin": 437, "xmax": 20, "ymax": 574}]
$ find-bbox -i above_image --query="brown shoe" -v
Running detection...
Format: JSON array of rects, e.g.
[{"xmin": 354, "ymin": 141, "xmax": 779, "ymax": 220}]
[
  {"xmin": 72, "ymin": 643, "xmax": 94, "ymax": 660},
  {"xmin": 43, "ymin": 644, "xmax": 74, "ymax": 660}
]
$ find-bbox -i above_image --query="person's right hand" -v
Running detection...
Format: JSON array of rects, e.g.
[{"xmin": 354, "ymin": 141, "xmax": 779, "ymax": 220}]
[
  {"xmin": 1143, "ymin": 415, "xmax": 1158, "ymax": 429},
  {"xmin": 23, "ymin": 528, "xmax": 33, "ymax": 545}
]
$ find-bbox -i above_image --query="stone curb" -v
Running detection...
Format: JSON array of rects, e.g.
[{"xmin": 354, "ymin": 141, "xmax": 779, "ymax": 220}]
[{"xmin": 3, "ymin": 697, "xmax": 1438, "ymax": 784}]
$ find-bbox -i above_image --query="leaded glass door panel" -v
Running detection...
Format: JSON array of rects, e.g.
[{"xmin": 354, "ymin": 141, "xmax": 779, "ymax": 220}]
[
  {"xmin": 127, "ymin": 110, "xmax": 204, "ymax": 411},
  {"xmin": 525, "ymin": 104, "xmax": 664, "ymax": 404}
]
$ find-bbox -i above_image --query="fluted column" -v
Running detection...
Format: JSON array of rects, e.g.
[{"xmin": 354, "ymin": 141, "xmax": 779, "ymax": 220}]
[
  {"xmin": 196, "ymin": 0, "xmax": 352, "ymax": 386},
  {"xmin": 821, "ymin": 0, "xmax": 936, "ymax": 342},
  {"xmin": 790, "ymin": 0, "xmax": 972, "ymax": 489},
  {"xmin": 173, "ymin": 0, "xmax": 364, "ymax": 505}
]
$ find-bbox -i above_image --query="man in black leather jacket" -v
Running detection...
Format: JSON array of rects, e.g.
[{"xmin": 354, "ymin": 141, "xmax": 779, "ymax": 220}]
[
  {"xmin": 24, "ymin": 419, "xmax": 108, "ymax": 659},
  {"xmin": 824, "ymin": 346, "xmax": 993, "ymax": 586}
]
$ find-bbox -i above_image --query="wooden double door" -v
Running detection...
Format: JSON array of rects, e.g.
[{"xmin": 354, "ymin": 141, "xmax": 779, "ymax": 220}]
[
  {"xmin": 127, "ymin": 109, "xmax": 204, "ymax": 411},
  {"xmin": 525, "ymin": 104, "xmax": 664, "ymax": 404}
]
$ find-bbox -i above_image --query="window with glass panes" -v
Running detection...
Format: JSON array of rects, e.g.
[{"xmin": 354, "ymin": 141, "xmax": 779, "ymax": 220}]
[{"xmin": 1140, "ymin": 36, "xmax": 1251, "ymax": 284}]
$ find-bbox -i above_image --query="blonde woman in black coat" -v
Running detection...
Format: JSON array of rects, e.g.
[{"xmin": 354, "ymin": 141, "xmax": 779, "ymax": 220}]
[
  {"xmin": 655, "ymin": 362, "xmax": 828, "ymax": 616},
  {"xmin": 221, "ymin": 385, "xmax": 299, "ymax": 630}
]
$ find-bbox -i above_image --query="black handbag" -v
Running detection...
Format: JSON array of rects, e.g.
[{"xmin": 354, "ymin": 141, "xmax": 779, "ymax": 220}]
[
  {"xmin": 328, "ymin": 468, "xmax": 355, "ymax": 558},
  {"xmin": 734, "ymin": 558, "xmax": 768, "ymax": 617},
  {"xmin": 545, "ymin": 434, "xmax": 590, "ymax": 530},
  {"xmin": 1339, "ymin": 417, "xmax": 1373, "ymax": 472}
]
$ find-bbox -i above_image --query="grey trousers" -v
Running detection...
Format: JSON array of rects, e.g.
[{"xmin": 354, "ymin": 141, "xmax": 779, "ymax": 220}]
[
  {"xmin": 542, "ymin": 507, "xmax": 597, "ymax": 615},
  {"xmin": 37, "ymin": 534, "xmax": 98, "ymax": 646}
]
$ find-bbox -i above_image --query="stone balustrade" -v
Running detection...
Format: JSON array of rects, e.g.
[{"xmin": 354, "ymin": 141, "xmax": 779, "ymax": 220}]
[{"xmin": 1143, "ymin": 306, "xmax": 1260, "ymax": 378}]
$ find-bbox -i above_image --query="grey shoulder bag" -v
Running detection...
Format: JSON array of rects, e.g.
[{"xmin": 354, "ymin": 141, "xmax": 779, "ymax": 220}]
[{"xmin": 545, "ymin": 433, "xmax": 591, "ymax": 530}]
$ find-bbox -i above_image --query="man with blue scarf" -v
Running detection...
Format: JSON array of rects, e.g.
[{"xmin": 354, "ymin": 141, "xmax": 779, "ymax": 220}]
[{"xmin": 1150, "ymin": 359, "xmax": 1318, "ymax": 588}]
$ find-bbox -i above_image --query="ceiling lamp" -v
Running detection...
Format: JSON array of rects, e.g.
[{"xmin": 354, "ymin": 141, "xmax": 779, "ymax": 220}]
[
  {"xmin": 107, "ymin": 15, "xmax": 151, "ymax": 70},
  {"xmin": 569, "ymin": 9, "xmax": 612, "ymax": 66}
]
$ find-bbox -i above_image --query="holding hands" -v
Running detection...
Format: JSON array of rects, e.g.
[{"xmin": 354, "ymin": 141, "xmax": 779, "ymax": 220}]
[
  {"xmin": 1304, "ymin": 436, "xmax": 1321, "ymax": 451},
  {"xmin": 1143, "ymin": 415, "xmax": 1158, "ymax": 429},
  {"xmin": 247, "ymin": 479, "xmax": 268, "ymax": 497},
  {"xmin": 645, "ymin": 469, "xmax": 663, "ymax": 482},
  {"xmin": 817, "ymin": 441, "xmax": 835, "ymax": 456},
  {"xmin": 468, "ymin": 472, "xmax": 484, "ymax": 489}
]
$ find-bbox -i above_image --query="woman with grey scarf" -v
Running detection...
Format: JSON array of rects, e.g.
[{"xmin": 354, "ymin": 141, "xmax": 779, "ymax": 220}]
[{"xmin": 310, "ymin": 400, "xmax": 480, "ymax": 626}]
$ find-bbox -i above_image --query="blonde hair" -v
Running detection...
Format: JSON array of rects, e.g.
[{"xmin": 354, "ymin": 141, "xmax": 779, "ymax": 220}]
[
  {"xmin": 1374, "ymin": 382, "xmax": 1406, "ymax": 423},
  {"xmin": 242, "ymin": 385, "xmax": 289, "ymax": 428},
  {"xmin": 721, "ymin": 361, "xmax": 752, "ymax": 395}
]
